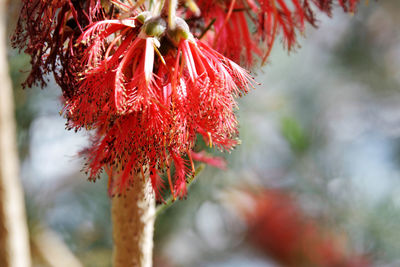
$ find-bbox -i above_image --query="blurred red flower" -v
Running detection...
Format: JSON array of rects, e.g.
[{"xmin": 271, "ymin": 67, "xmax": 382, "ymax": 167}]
[{"xmin": 241, "ymin": 190, "xmax": 369, "ymax": 267}]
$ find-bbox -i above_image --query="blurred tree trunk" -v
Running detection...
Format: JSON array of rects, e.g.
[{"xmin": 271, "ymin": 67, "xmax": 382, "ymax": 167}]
[
  {"xmin": 31, "ymin": 225, "xmax": 83, "ymax": 267},
  {"xmin": 0, "ymin": 0, "xmax": 31, "ymax": 266},
  {"xmin": 112, "ymin": 174, "xmax": 155, "ymax": 267}
]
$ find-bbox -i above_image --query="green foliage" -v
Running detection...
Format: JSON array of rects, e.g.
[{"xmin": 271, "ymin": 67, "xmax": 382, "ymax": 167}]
[{"xmin": 280, "ymin": 116, "xmax": 310, "ymax": 154}]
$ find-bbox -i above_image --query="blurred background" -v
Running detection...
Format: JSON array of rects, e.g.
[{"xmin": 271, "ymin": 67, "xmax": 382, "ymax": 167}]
[{"xmin": 5, "ymin": 0, "xmax": 400, "ymax": 266}]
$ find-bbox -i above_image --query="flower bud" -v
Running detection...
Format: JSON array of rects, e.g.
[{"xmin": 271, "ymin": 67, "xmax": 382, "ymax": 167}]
[
  {"xmin": 167, "ymin": 17, "xmax": 193, "ymax": 45},
  {"xmin": 135, "ymin": 11, "xmax": 152, "ymax": 24},
  {"xmin": 143, "ymin": 17, "xmax": 166, "ymax": 38}
]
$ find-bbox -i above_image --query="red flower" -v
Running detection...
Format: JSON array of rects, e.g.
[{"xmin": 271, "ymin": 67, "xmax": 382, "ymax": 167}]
[
  {"xmin": 192, "ymin": 0, "xmax": 360, "ymax": 65},
  {"xmin": 239, "ymin": 190, "xmax": 370, "ymax": 267},
  {"xmin": 11, "ymin": 0, "xmax": 104, "ymax": 96},
  {"xmin": 191, "ymin": 0, "xmax": 262, "ymax": 67},
  {"xmin": 64, "ymin": 14, "xmax": 255, "ymax": 198}
]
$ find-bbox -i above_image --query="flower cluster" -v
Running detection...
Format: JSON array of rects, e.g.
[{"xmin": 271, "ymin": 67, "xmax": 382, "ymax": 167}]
[
  {"xmin": 64, "ymin": 13, "xmax": 254, "ymax": 198},
  {"xmin": 12, "ymin": 0, "xmax": 359, "ymax": 199}
]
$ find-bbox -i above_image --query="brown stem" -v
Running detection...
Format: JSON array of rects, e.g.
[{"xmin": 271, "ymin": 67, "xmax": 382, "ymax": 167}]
[
  {"xmin": 112, "ymin": 173, "xmax": 155, "ymax": 267},
  {"xmin": 0, "ymin": 1, "xmax": 31, "ymax": 266}
]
